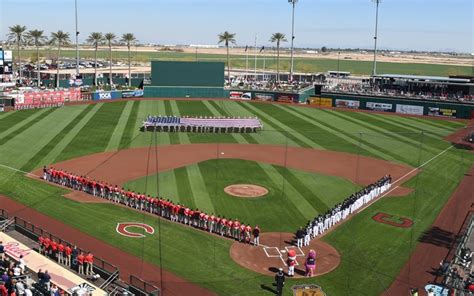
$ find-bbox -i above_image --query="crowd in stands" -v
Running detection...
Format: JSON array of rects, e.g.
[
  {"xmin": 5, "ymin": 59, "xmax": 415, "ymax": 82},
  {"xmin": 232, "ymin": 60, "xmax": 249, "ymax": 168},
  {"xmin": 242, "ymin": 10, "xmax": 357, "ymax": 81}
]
[
  {"xmin": 295, "ymin": 175, "xmax": 392, "ymax": 246},
  {"xmin": 323, "ymin": 79, "xmax": 473, "ymax": 103},
  {"xmin": 436, "ymin": 239, "xmax": 474, "ymax": 292},
  {"xmin": 0, "ymin": 241, "xmax": 64, "ymax": 295},
  {"xmin": 43, "ymin": 167, "xmax": 262, "ymax": 246},
  {"xmin": 231, "ymin": 78, "xmax": 313, "ymax": 92}
]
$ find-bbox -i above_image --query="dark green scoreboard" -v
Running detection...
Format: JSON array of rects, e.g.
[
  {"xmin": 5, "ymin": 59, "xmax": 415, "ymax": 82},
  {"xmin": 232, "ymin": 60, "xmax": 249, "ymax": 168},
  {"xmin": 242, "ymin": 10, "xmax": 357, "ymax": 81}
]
[{"xmin": 151, "ymin": 61, "xmax": 224, "ymax": 87}]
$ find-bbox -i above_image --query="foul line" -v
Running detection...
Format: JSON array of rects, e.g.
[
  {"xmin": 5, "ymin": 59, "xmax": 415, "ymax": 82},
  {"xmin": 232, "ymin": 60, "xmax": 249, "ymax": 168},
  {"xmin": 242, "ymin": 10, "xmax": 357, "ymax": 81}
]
[{"xmin": 0, "ymin": 163, "xmax": 38, "ymax": 178}]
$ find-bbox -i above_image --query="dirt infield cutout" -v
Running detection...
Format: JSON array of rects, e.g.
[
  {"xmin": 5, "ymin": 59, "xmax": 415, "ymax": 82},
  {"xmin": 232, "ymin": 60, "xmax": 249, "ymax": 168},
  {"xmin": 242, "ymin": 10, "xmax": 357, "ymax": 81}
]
[{"xmin": 224, "ymin": 184, "xmax": 269, "ymax": 198}]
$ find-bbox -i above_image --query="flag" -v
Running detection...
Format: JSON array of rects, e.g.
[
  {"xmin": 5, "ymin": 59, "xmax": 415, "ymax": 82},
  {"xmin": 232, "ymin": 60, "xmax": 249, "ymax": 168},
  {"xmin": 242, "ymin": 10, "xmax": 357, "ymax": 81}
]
[
  {"xmin": 245, "ymin": 45, "xmax": 248, "ymax": 52},
  {"xmin": 260, "ymin": 46, "xmax": 265, "ymax": 53}
]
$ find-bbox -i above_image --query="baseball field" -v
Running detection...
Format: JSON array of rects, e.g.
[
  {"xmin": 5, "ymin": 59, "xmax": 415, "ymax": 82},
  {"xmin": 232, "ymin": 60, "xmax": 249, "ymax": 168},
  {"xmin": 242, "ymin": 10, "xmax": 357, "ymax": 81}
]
[{"xmin": 0, "ymin": 99, "xmax": 473, "ymax": 295}]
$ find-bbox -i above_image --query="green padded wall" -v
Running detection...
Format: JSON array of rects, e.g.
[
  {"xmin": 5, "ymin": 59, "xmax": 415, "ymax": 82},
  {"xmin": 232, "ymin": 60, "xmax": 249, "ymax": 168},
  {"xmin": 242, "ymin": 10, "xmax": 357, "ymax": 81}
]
[{"xmin": 151, "ymin": 61, "xmax": 224, "ymax": 87}]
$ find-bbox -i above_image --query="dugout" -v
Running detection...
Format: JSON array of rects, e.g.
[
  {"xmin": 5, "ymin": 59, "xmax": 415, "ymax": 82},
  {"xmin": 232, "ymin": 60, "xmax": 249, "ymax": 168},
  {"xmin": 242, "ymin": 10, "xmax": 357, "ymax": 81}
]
[{"xmin": 144, "ymin": 61, "xmax": 226, "ymax": 98}]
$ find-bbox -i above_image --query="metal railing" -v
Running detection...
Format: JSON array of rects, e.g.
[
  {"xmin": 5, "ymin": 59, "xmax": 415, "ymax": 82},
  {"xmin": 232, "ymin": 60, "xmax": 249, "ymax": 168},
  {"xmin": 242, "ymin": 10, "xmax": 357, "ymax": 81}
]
[{"xmin": 129, "ymin": 275, "xmax": 160, "ymax": 296}]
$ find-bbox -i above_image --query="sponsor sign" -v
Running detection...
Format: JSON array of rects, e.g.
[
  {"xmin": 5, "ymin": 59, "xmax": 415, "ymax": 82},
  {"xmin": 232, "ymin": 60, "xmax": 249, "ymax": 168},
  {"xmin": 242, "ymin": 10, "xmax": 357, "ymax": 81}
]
[
  {"xmin": 396, "ymin": 104, "xmax": 424, "ymax": 115},
  {"xmin": 335, "ymin": 99, "xmax": 360, "ymax": 109},
  {"xmin": 14, "ymin": 89, "xmax": 81, "ymax": 106},
  {"xmin": 428, "ymin": 107, "xmax": 457, "ymax": 118},
  {"xmin": 254, "ymin": 93, "xmax": 274, "ymax": 101},
  {"xmin": 310, "ymin": 97, "xmax": 333, "ymax": 107},
  {"xmin": 122, "ymin": 90, "xmax": 144, "ymax": 98},
  {"xmin": 0, "ymin": 50, "xmax": 3, "ymax": 60},
  {"xmin": 229, "ymin": 91, "xmax": 251, "ymax": 100},
  {"xmin": 366, "ymin": 102, "xmax": 393, "ymax": 112},
  {"xmin": 276, "ymin": 93, "xmax": 298, "ymax": 103},
  {"xmin": 3, "ymin": 51, "xmax": 12, "ymax": 62}
]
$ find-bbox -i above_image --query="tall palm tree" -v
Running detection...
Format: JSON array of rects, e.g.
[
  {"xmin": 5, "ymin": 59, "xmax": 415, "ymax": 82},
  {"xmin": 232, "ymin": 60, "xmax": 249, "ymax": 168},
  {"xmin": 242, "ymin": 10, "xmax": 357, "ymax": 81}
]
[
  {"xmin": 218, "ymin": 31, "xmax": 236, "ymax": 85},
  {"xmin": 104, "ymin": 33, "xmax": 116, "ymax": 85},
  {"xmin": 7, "ymin": 25, "xmax": 27, "ymax": 82},
  {"xmin": 50, "ymin": 31, "xmax": 71, "ymax": 88},
  {"xmin": 86, "ymin": 32, "xmax": 104, "ymax": 86},
  {"xmin": 270, "ymin": 33, "xmax": 287, "ymax": 82},
  {"xmin": 26, "ymin": 29, "xmax": 47, "ymax": 86},
  {"xmin": 120, "ymin": 33, "xmax": 137, "ymax": 87}
]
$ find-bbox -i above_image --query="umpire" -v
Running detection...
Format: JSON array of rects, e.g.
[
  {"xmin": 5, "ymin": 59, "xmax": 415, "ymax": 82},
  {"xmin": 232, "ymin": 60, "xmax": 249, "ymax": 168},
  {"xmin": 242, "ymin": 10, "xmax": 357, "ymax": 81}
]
[{"xmin": 275, "ymin": 268, "xmax": 285, "ymax": 295}]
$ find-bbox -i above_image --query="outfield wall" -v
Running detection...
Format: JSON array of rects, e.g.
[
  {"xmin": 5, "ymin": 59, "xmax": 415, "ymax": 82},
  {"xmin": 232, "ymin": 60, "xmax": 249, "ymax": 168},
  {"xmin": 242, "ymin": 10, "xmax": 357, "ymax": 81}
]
[
  {"xmin": 144, "ymin": 86, "xmax": 227, "ymax": 98},
  {"xmin": 311, "ymin": 92, "xmax": 474, "ymax": 119}
]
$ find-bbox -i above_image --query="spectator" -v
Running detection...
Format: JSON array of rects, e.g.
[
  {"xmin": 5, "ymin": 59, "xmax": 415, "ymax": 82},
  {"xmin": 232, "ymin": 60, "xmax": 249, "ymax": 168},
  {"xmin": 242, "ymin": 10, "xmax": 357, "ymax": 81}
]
[
  {"xmin": 77, "ymin": 253, "xmax": 85, "ymax": 275},
  {"xmin": 15, "ymin": 280, "xmax": 25, "ymax": 295},
  {"xmin": 37, "ymin": 269, "xmax": 44, "ymax": 284},
  {"xmin": 18, "ymin": 256, "xmax": 25, "ymax": 274},
  {"xmin": 42, "ymin": 270, "xmax": 51, "ymax": 290},
  {"xmin": 1, "ymin": 272, "xmax": 8, "ymax": 283},
  {"xmin": 85, "ymin": 252, "xmax": 94, "ymax": 276},
  {"xmin": 0, "ymin": 242, "xmax": 4, "ymax": 261},
  {"xmin": 12, "ymin": 264, "xmax": 21, "ymax": 277}
]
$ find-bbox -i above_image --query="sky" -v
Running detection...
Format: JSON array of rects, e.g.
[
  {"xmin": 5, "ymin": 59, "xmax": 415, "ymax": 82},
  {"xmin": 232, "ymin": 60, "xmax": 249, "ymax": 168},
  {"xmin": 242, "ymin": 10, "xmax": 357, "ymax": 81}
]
[{"xmin": 1, "ymin": 0, "xmax": 473, "ymax": 52}]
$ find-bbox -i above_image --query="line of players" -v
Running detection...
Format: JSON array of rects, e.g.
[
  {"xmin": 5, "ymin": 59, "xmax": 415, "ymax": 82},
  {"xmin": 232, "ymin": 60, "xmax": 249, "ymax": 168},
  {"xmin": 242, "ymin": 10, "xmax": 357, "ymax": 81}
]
[
  {"xmin": 295, "ymin": 175, "xmax": 392, "ymax": 247},
  {"xmin": 43, "ymin": 167, "xmax": 261, "ymax": 245}
]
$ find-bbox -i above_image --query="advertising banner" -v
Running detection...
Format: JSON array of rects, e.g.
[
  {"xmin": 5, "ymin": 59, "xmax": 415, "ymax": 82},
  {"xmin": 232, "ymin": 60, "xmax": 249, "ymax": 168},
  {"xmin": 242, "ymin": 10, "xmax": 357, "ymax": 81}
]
[
  {"xmin": 254, "ymin": 93, "xmax": 274, "ymax": 101},
  {"xmin": 310, "ymin": 97, "xmax": 333, "ymax": 107},
  {"xmin": 229, "ymin": 91, "xmax": 251, "ymax": 100},
  {"xmin": 335, "ymin": 99, "xmax": 360, "ymax": 109},
  {"xmin": 276, "ymin": 93, "xmax": 298, "ymax": 103},
  {"xmin": 0, "ymin": 50, "xmax": 3, "ymax": 60},
  {"xmin": 396, "ymin": 104, "xmax": 424, "ymax": 115},
  {"xmin": 428, "ymin": 107, "xmax": 457, "ymax": 118},
  {"xmin": 366, "ymin": 102, "xmax": 393, "ymax": 112},
  {"xmin": 3, "ymin": 51, "xmax": 12, "ymax": 61},
  {"xmin": 14, "ymin": 89, "xmax": 81, "ymax": 107},
  {"xmin": 122, "ymin": 90, "xmax": 144, "ymax": 98}
]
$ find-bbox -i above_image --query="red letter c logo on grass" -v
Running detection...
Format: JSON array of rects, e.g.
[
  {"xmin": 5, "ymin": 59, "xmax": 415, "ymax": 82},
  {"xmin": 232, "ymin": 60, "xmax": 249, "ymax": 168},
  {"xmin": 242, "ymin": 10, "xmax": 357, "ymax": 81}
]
[
  {"xmin": 116, "ymin": 222, "xmax": 155, "ymax": 238},
  {"xmin": 372, "ymin": 212, "xmax": 413, "ymax": 228}
]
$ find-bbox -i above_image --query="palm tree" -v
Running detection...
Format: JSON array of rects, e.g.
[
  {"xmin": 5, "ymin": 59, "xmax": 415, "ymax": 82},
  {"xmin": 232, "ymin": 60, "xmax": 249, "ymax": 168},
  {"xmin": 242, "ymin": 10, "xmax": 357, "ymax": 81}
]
[
  {"xmin": 120, "ymin": 33, "xmax": 137, "ymax": 87},
  {"xmin": 7, "ymin": 25, "xmax": 27, "ymax": 82},
  {"xmin": 104, "ymin": 33, "xmax": 116, "ymax": 85},
  {"xmin": 26, "ymin": 29, "xmax": 47, "ymax": 86},
  {"xmin": 86, "ymin": 32, "xmax": 104, "ymax": 86},
  {"xmin": 50, "ymin": 31, "xmax": 71, "ymax": 88},
  {"xmin": 218, "ymin": 31, "xmax": 236, "ymax": 85},
  {"xmin": 270, "ymin": 33, "xmax": 287, "ymax": 82}
]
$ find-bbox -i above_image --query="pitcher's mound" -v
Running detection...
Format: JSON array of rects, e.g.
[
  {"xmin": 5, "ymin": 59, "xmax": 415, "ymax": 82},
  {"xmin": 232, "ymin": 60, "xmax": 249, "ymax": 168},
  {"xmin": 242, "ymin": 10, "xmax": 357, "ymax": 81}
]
[
  {"xmin": 224, "ymin": 184, "xmax": 268, "ymax": 198},
  {"xmin": 230, "ymin": 232, "xmax": 340, "ymax": 278}
]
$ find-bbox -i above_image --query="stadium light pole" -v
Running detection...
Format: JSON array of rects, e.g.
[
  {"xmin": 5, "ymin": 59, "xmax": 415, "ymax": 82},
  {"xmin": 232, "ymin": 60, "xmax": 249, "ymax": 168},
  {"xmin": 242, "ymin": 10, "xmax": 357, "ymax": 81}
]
[
  {"xmin": 288, "ymin": 0, "xmax": 298, "ymax": 82},
  {"xmin": 372, "ymin": 0, "xmax": 381, "ymax": 77},
  {"xmin": 75, "ymin": 0, "xmax": 80, "ymax": 77}
]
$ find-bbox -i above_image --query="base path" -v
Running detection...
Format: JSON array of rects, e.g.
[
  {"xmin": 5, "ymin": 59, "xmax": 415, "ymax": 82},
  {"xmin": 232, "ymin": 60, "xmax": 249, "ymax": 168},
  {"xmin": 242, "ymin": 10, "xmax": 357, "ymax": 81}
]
[
  {"xmin": 34, "ymin": 144, "xmax": 415, "ymax": 193},
  {"xmin": 0, "ymin": 195, "xmax": 215, "ymax": 296},
  {"xmin": 383, "ymin": 164, "xmax": 474, "ymax": 295},
  {"xmin": 230, "ymin": 232, "xmax": 340, "ymax": 278}
]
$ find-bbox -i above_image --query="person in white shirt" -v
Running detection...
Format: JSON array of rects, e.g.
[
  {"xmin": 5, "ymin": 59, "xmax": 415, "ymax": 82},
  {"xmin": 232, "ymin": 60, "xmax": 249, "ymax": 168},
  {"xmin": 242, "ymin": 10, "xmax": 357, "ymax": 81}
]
[{"xmin": 15, "ymin": 280, "xmax": 26, "ymax": 295}]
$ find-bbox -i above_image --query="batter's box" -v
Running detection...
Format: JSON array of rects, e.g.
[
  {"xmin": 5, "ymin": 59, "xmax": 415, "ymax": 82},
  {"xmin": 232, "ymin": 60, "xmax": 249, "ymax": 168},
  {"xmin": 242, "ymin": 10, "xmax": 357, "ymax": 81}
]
[
  {"xmin": 263, "ymin": 247, "xmax": 281, "ymax": 258},
  {"xmin": 285, "ymin": 246, "xmax": 305, "ymax": 257}
]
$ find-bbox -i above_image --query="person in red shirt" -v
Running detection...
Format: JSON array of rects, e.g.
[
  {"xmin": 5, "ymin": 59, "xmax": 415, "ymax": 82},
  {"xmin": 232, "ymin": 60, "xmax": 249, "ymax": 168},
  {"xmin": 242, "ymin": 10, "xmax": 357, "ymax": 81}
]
[
  {"xmin": 77, "ymin": 252, "xmax": 85, "ymax": 274},
  {"xmin": 57, "ymin": 242, "xmax": 65, "ymax": 264},
  {"xmin": 245, "ymin": 224, "xmax": 252, "ymax": 244},
  {"xmin": 38, "ymin": 235, "xmax": 44, "ymax": 255},
  {"xmin": 184, "ymin": 208, "xmax": 190, "ymax": 225},
  {"xmin": 85, "ymin": 252, "xmax": 94, "ymax": 276},
  {"xmin": 50, "ymin": 240, "xmax": 58, "ymax": 260},
  {"xmin": 43, "ymin": 237, "xmax": 51, "ymax": 256},
  {"xmin": 227, "ymin": 219, "xmax": 233, "ymax": 237},
  {"xmin": 208, "ymin": 214, "xmax": 215, "ymax": 233},
  {"xmin": 239, "ymin": 223, "xmax": 246, "ymax": 242},
  {"xmin": 220, "ymin": 217, "xmax": 227, "ymax": 236},
  {"xmin": 233, "ymin": 220, "xmax": 241, "ymax": 240},
  {"xmin": 64, "ymin": 245, "xmax": 72, "ymax": 267}
]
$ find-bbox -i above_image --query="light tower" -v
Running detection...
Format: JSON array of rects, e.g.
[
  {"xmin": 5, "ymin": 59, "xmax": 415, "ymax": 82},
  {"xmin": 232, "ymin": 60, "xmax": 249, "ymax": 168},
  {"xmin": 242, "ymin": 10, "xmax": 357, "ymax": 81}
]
[
  {"xmin": 75, "ymin": 0, "xmax": 80, "ymax": 77},
  {"xmin": 288, "ymin": 0, "xmax": 298, "ymax": 81},
  {"xmin": 372, "ymin": 0, "xmax": 381, "ymax": 77}
]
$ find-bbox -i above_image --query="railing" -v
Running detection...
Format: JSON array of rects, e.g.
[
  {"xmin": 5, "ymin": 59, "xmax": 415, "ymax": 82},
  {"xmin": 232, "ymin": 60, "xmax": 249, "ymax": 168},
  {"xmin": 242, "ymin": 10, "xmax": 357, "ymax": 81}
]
[
  {"xmin": 99, "ymin": 269, "xmax": 120, "ymax": 290},
  {"xmin": 0, "ymin": 218, "xmax": 15, "ymax": 232},
  {"xmin": 13, "ymin": 216, "xmax": 119, "ymax": 275},
  {"xmin": 0, "ymin": 209, "xmax": 8, "ymax": 219},
  {"xmin": 129, "ymin": 275, "xmax": 160, "ymax": 296}
]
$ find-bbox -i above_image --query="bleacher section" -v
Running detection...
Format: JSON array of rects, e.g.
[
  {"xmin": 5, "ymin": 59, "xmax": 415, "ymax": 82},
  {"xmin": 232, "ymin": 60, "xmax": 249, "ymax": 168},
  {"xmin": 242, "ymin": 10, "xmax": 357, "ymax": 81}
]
[{"xmin": 142, "ymin": 115, "xmax": 263, "ymax": 133}]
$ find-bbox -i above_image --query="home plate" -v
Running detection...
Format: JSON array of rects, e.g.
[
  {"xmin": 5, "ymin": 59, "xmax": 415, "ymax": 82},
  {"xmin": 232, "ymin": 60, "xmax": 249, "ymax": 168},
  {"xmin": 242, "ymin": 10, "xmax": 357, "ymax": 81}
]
[{"xmin": 281, "ymin": 250, "xmax": 286, "ymax": 253}]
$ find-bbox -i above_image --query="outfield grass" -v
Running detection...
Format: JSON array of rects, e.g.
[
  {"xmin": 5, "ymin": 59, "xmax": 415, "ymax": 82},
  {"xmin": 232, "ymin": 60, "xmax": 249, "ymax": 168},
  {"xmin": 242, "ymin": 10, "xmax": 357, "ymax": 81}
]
[
  {"xmin": 18, "ymin": 48, "xmax": 473, "ymax": 76},
  {"xmin": 124, "ymin": 159, "xmax": 359, "ymax": 232},
  {"xmin": 0, "ymin": 100, "xmax": 472, "ymax": 295}
]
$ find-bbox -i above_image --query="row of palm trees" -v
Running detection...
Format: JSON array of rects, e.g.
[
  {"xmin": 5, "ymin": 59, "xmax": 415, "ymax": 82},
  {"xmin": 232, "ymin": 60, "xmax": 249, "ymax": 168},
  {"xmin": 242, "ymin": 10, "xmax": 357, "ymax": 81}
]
[
  {"xmin": 218, "ymin": 31, "xmax": 288, "ymax": 83},
  {"xmin": 7, "ymin": 25, "xmax": 137, "ymax": 87}
]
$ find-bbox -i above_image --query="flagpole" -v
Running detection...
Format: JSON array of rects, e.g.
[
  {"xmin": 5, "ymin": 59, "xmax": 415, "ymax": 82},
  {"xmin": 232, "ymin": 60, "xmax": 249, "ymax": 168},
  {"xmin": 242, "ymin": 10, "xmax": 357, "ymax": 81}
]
[
  {"xmin": 262, "ymin": 50, "xmax": 266, "ymax": 82},
  {"xmin": 254, "ymin": 34, "xmax": 257, "ymax": 81},
  {"xmin": 245, "ymin": 46, "xmax": 248, "ymax": 82}
]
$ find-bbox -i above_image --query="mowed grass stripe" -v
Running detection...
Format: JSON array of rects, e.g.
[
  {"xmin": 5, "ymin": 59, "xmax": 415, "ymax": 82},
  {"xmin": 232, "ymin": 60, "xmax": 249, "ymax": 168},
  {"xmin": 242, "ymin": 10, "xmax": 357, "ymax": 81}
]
[
  {"xmin": 0, "ymin": 110, "xmax": 17, "ymax": 121},
  {"xmin": 20, "ymin": 105, "xmax": 95, "ymax": 171},
  {"xmin": 202, "ymin": 100, "xmax": 252, "ymax": 144},
  {"xmin": 0, "ymin": 109, "xmax": 41, "ymax": 132},
  {"xmin": 34, "ymin": 104, "xmax": 103, "ymax": 167},
  {"xmin": 407, "ymin": 116, "xmax": 462, "ymax": 131},
  {"xmin": 187, "ymin": 163, "xmax": 216, "ymax": 213},
  {"xmin": 118, "ymin": 100, "xmax": 140, "ymax": 149},
  {"xmin": 169, "ymin": 100, "xmax": 191, "ymax": 144},
  {"xmin": 392, "ymin": 116, "xmax": 460, "ymax": 136},
  {"xmin": 220, "ymin": 101, "xmax": 289, "ymax": 145},
  {"xmin": 151, "ymin": 100, "xmax": 171, "ymax": 146},
  {"xmin": 287, "ymin": 106, "xmax": 410, "ymax": 163},
  {"xmin": 238, "ymin": 102, "xmax": 314, "ymax": 148},
  {"xmin": 0, "ymin": 108, "xmax": 56, "ymax": 146},
  {"xmin": 106, "ymin": 100, "xmax": 134, "ymax": 151},
  {"xmin": 162, "ymin": 100, "xmax": 180, "ymax": 145},
  {"xmin": 173, "ymin": 167, "xmax": 196, "ymax": 208},
  {"xmin": 273, "ymin": 166, "xmax": 329, "ymax": 213},
  {"xmin": 57, "ymin": 102, "xmax": 126, "ymax": 162},
  {"xmin": 258, "ymin": 163, "xmax": 316, "ymax": 220}
]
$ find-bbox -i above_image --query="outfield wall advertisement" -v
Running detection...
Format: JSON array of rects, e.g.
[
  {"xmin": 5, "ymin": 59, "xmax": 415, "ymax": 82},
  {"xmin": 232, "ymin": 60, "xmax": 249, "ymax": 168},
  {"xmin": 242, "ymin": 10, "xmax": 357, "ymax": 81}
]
[
  {"xmin": 309, "ymin": 97, "xmax": 333, "ymax": 107},
  {"xmin": 229, "ymin": 91, "xmax": 251, "ymax": 100},
  {"xmin": 254, "ymin": 93, "xmax": 274, "ymax": 101},
  {"xmin": 428, "ymin": 107, "xmax": 457, "ymax": 118},
  {"xmin": 366, "ymin": 102, "xmax": 393, "ymax": 112},
  {"xmin": 335, "ymin": 99, "xmax": 360, "ymax": 109},
  {"xmin": 396, "ymin": 104, "xmax": 424, "ymax": 115}
]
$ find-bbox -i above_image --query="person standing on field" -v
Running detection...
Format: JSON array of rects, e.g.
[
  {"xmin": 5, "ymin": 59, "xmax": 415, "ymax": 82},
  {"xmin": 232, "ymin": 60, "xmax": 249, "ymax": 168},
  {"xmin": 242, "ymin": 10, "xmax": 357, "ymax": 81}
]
[
  {"xmin": 252, "ymin": 225, "xmax": 260, "ymax": 246},
  {"xmin": 274, "ymin": 268, "xmax": 285, "ymax": 296}
]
